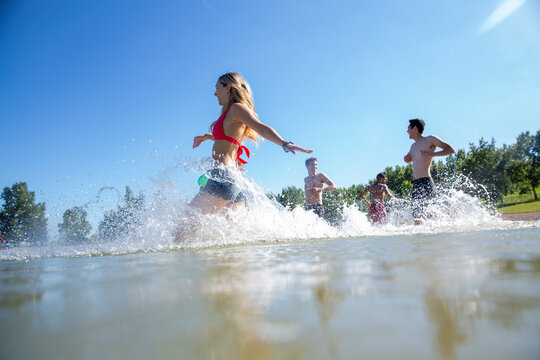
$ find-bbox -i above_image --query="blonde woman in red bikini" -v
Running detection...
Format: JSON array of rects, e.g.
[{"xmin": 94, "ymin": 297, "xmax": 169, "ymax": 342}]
[{"xmin": 191, "ymin": 72, "xmax": 313, "ymax": 214}]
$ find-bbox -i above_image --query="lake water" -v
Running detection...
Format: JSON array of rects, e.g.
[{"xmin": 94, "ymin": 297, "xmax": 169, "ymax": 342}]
[{"xmin": 1, "ymin": 182, "xmax": 540, "ymax": 359}]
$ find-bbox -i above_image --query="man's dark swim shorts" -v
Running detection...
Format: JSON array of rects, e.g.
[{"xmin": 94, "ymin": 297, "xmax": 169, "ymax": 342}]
[
  {"xmin": 411, "ymin": 177, "xmax": 435, "ymax": 218},
  {"xmin": 306, "ymin": 203, "xmax": 325, "ymax": 218},
  {"xmin": 200, "ymin": 167, "xmax": 246, "ymax": 204}
]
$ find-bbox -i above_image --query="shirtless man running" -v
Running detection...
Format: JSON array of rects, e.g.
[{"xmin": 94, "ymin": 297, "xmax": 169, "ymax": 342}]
[
  {"xmin": 404, "ymin": 118, "xmax": 455, "ymax": 223},
  {"xmin": 304, "ymin": 157, "xmax": 337, "ymax": 218},
  {"xmin": 360, "ymin": 173, "xmax": 394, "ymax": 224}
]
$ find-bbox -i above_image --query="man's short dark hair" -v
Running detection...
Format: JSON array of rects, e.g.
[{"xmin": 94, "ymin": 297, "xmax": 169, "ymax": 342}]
[
  {"xmin": 305, "ymin": 157, "xmax": 317, "ymax": 167},
  {"xmin": 376, "ymin": 173, "xmax": 385, "ymax": 181},
  {"xmin": 409, "ymin": 118, "xmax": 425, "ymax": 134}
]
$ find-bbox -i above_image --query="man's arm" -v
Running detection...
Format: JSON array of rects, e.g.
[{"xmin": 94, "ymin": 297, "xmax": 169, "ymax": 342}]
[
  {"xmin": 421, "ymin": 136, "xmax": 455, "ymax": 157},
  {"xmin": 384, "ymin": 184, "xmax": 394, "ymax": 199},
  {"xmin": 404, "ymin": 146, "xmax": 413, "ymax": 163},
  {"xmin": 404, "ymin": 153, "xmax": 412, "ymax": 163},
  {"xmin": 320, "ymin": 174, "xmax": 337, "ymax": 192},
  {"xmin": 360, "ymin": 187, "xmax": 370, "ymax": 206}
]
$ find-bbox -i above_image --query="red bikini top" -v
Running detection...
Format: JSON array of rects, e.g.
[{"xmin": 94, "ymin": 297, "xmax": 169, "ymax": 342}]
[{"xmin": 212, "ymin": 107, "xmax": 250, "ymax": 165}]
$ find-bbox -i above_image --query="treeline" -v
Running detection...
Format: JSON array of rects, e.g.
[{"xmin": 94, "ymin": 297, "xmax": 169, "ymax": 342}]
[
  {"xmin": 1, "ymin": 130, "xmax": 538, "ymax": 246},
  {"xmin": 270, "ymin": 130, "xmax": 540, "ymax": 223},
  {"xmin": 0, "ymin": 183, "xmax": 145, "ymax": 247}
]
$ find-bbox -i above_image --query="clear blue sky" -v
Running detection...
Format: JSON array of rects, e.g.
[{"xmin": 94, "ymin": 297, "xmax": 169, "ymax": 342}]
[{"xmin": 1, "ymin": 0, "xmax": 539, "ymax": 234}]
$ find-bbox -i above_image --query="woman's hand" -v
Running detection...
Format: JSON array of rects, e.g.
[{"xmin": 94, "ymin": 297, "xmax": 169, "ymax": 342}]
[
  {"xmin": 193, "ymin": 134, "xmax": 213, "ymax": 148},
  {"xmin": 283, "ymin": 142, "xmax": 313, "ymax": 155}
]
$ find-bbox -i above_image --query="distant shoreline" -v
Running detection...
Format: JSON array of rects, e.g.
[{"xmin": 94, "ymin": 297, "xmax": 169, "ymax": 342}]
[{"xmin": 501, "ymin": 212, "xmax": 540, "ymax": 221}]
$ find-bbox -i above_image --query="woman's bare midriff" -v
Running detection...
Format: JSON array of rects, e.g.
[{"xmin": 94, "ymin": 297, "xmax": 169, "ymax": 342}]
[{"xmin": 211, "ymin": 140, "xmax": 240, "ymax": 167}]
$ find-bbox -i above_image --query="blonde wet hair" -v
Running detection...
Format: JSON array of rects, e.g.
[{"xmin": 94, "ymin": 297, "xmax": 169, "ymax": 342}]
[{"xmin": 211, "ymin": 72, "xmax": 261, "ymax": 145}]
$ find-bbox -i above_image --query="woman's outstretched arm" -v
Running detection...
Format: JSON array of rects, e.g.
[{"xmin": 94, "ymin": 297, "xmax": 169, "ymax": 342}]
[{"xmin": 231, "ymin": 103, "xmax": 313, "ymax": 154}]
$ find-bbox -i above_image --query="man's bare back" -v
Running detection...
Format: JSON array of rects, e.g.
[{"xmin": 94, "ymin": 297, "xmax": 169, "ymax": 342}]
[
  {"xmin": 360, "ymin": 174, "xmax": 393, "ymax": 206},
  {"xmin": 360, "ymin": 174, "xmax": 393, "ymax": 224},
  {"xmin": 362, "ymin": 183, "xmax": 391, "ymax": 203}
]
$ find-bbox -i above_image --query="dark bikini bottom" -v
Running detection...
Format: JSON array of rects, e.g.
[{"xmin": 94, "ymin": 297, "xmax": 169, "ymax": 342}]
[{"xmin": 200, "ymin": 167, "xmax": 246, "ymax": 204}]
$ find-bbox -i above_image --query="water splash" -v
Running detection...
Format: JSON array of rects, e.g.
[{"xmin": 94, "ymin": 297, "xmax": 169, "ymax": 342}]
[
  {"xmin": 1, "ymin": 163, "xmax": 536, "ymax": 261},
  {"xmin": 80, "ymin": 187, "xmax": 122, "ymax": 208}
]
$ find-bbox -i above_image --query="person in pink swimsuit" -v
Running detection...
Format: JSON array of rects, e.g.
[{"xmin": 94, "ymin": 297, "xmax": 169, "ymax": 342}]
[
  {"xmin": 360, "ymin": 173, "xmax": 394, "ymax": 224},
  {"xmin": 191, "ymin": 72, "xmax": 313, "ymax": 214}
]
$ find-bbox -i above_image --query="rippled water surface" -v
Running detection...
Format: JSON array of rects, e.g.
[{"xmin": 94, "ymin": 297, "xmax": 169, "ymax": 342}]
[{"xmin": 1, "ymin": 226, "xmax": 540, "ymax": 360}]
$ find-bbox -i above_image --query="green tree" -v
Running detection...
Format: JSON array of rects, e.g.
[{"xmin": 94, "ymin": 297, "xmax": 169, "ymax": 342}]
[
  {"xmin": 98, "ymin": 186, "xmax": 145, "ymax": 241},
  {"xmin": 322, "ymin": 188, "xmax": 350, "ymax": 225},
  {"xmin": 506, "ymin": 130, "xmax": 540, "ymax": 199},
  {"xmin": 0, "ymin": 182, "xmax": 48, "ymax": 245},
  {"xmin": 532, "ymin": 129, "xmax": 540, "ymax": 198},
  {"xmin": 341, "ymin": 184, "xmax": 367, "ymax": 209},
  {"xmin": 443, "ymin": 149, "xmax": 467, "ymax": 176},
  {"xmin": 273, "ymin": 186, "xmax": 305, "ymax": 210},
  {"xmin": 383, "ymin": 165, "xmax": 413, "ymax": 198},
  {"xmin": 460, "ymin": 138, "xmax": 510, "ymax": 201},
  {"xmin": 58, "ymin": 207, "xmax": 92, "ymax": 244}
]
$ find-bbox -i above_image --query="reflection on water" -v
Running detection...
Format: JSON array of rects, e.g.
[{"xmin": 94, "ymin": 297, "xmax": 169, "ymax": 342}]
[
  {"xmin": 0, "ymin": 263, "xmax": 44, "ymax": 309},
  {"xmin": 313, "ymin": 279, "xmax": 346, "ymax": 359},
  {"xmin": 425, "ymin": 283, "xmax": 468, "ymax": 359},
  {"xmin": 424, "ymin": 254, "xmax": 540, "ymax": 360},
  {"xmin": 1, "ymin": 229, "xmax": 540, "ymax": 359}
]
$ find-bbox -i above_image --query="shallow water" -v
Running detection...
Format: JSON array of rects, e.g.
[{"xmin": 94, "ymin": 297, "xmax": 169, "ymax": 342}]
[
  {"xmin": 1, "ymin": 173, "xmax": 539, "ymax": 359},
  {"xmin": 1, "ymin": 226, "xmax": 540, "ymax": 360}
]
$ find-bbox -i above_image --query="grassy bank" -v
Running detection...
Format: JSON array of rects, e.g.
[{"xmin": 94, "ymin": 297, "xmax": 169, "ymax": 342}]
[{"xmin": 498, "ymin": 189, "xmax": 540, "ymax": 214}]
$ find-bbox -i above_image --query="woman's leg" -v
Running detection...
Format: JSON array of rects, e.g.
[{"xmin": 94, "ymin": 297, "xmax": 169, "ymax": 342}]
[
  {"xmin": 175, "ymin": 192, "xmax": 231, "ymax": 242},
  {"xmin": 189, "ymin": 191, "xmax": 231, "ymax": 215},
  {"xmin": 224, "ymin": 202, "xmax": 246, "ymax": 211}
]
